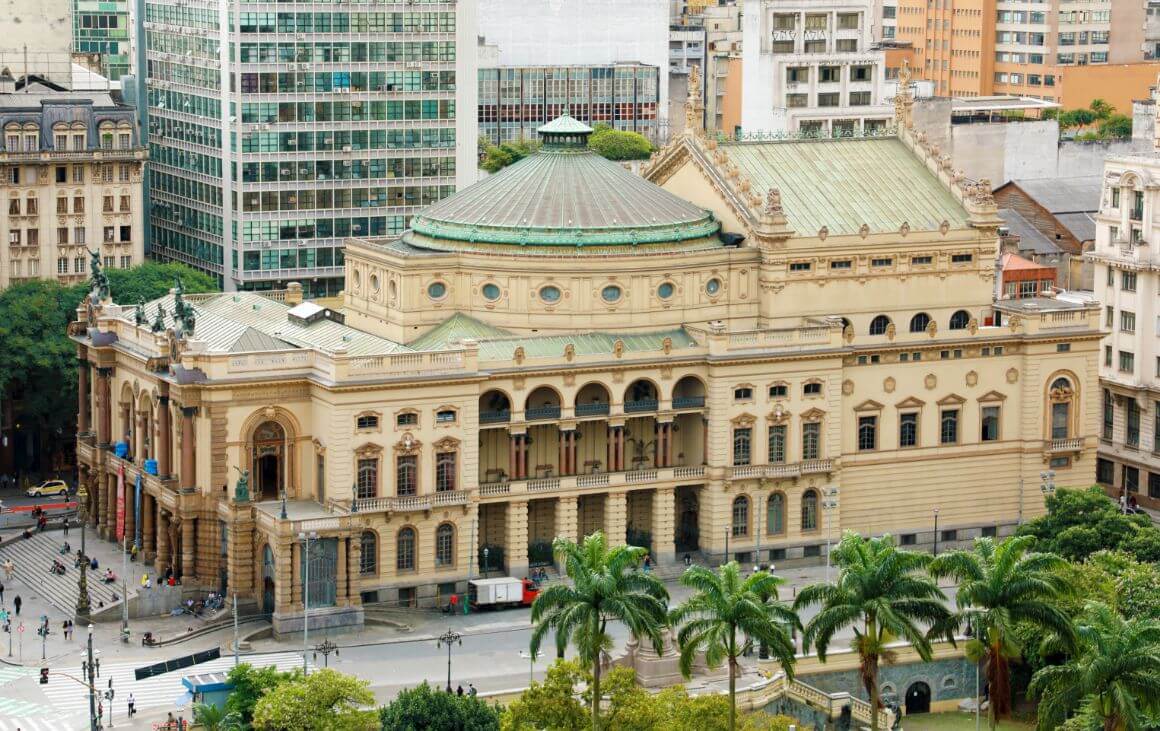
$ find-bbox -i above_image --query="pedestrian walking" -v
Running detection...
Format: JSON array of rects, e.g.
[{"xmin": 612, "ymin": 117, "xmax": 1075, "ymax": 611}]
[
  {"xmin": 456, "ymin": 684, "xmax": 464, "ymax": 696},
  {"xmin": 127, "ymin": 693, "xmax": 135, "ymax": 717},
  {"xmin": 61, "ymin": 620, "xmax": 67, "ymax": 640},
  {"xmin": 95, "ymin": 657, "xmax": 100, "ymax": 677},
  {"xmin": 2, "ymin": 559, "xmax": 14, "ymax": 580},
  {"xmin": 468, "ymin": 683, "xmax": 477, "ymax": 697},
  {"xmin": 63, "ymin": 520, "xmax": 69, "ymax": 538},
  {"xmin": 0, "ymin": 580, "xmax": 5, "ymax": 604},
  {"xmin": 13, "ymin": 595, "xmax": 20, "ymax": 616}
]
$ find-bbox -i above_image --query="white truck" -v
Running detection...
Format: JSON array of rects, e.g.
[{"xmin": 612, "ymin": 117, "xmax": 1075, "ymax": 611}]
[{"xmin": 468, "ymin": 577, "xmax": 538, "ymax": 610}]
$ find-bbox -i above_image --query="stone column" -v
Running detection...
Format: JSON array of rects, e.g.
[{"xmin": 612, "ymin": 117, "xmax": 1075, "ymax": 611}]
[
  {"xmin": 226, "ymin": 517, "xmax": 255, "ymax": 598},
  {"xmin": 89, "ymin": 471, "xmax": 101, "ymax": 528},
  {"xmin": 181, "ymin": 518, "xmax": 195, "ymax": 582},
  {"xmin": 157, "ymin": 396, "xmax": 171, "ymax": 478},
  {"xmin": 134, "ymin": 412, "xmax": 146, "ymax": 464},
  {"xmin": 505, "ymin": 500, "xmax": 529, "ymax": 577},
  {"xmin": 97, "ymin": 368, "xmax": 113, "ymax": 446},
  {"xmin": 101, "ymin": 472, "xmax": 114, "ymax": 538},
  {"xmin": 652, "ymin": 488, "xmax": 676, "ymax": 563},
  {"xmin": 155, "ymin": 508, "xmax": 169, "ymax": 574},
  {"xmin": 347, "ymin": 534, "xmax": 362, "ymax": 606},
  {"xmin": 290, "ymin": 541, "xmax": 301, "ymax": 609},
  {"xmin": 508, "ymin": 434, "xmax": 517, "ymax": 480},
  {"xmin": 558, "ymin": 433, "xmax": 566, "ymax": 476},
  {"xmin": 274, "ymin": 540, "xmax": 294, "ymax": 617},
  {"xmin": 124, "ymin": 480, "xmax": 136, "ymax": 549},
  {"xmin": 554, "ymin": 496, "xmax": 578, "ymax": 544},
  {"xmin": 77, "ymin": 358, "xmax": 89, "ymax": 434},
  {"xmin": 604, "ymin": 491, "xmax": 627, "ymax": 546},
  {"xmin": 142, "ymin": 493, "xmax": 155, "ymax": 560},
  {"xmin": 336, "ymin": 537, "xmax": 348, "ymax": 606},
  {"xmin": 180, "ymin": 406, "xmax": 197, "ymax": 491}
]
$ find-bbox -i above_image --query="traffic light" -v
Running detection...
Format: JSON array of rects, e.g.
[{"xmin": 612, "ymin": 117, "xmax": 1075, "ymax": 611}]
[{"xmin": 38, "ymin": 668, "xmax": 48, "ymax": 685}]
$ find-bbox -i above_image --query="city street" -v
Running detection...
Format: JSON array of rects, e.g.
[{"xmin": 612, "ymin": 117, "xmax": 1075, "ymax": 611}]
[{"xmin": 0, "ymin": 525, "xmax": 961, "ymax": 730}]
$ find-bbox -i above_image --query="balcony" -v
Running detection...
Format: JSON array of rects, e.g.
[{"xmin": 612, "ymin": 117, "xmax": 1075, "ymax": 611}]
[
  {"xmin": 727, "ymin": 459, "xmax": 835, "ymax": 480},
  {"xmin": 1046, "ymin": 437, "xmax": 1084, "ymax": 453},
  {"xmin": 672, "ymin": 396, "xmax": 706, "ymax": 409},
  {"xmin": 351, "ymin": 489, "xmax": 469, "ymax": 514},
  {"xmin": 525, "ymin": 405, "xmax": 562, "ymax": 421},
  {"xmin": 480, "ymin": 409, "xmax": 511, "ymax": 424},
  {"xmin": 478, "ymin": 464, "xmax": 707, "ymax": 499},
  {"xmin": 575, "ymin": 402, "xmax": 611, "ymax": 417},
  {"xmin": 624, "ymin": 399, "xmax": 659, "ymax": 413}
]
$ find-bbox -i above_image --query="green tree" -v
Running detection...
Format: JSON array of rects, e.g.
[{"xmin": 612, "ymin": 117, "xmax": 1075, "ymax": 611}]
[
  {"xmin": 251, "ymin": 668, "xmax": 377, "ymax": 730},
  {"xmin": 1029, "ymin": 602, "xmax": 1160, "ymax": 731},
  {"xmin": 224, "ymin": 663, "xmax": 301, "ymax": 726},
  {"xmin": 669, "ymin": 563, "xmax": 799, "ymax": 731},
  {"xmin": 1017, "ymin": 487, "xmax": 1158, "ymax": 563},
  {"xmin": 1059, "ymin": 108, "xmax": 1098, "ymax": 129},
  {"xmin": 104, "ymin": 261, "xmax": 217, "ymax": 304},
  {"xmin": 480, "ymin": 139, "xmax": 540, "ymax": 173},
  {"xmin": 379, "ymin": 681, "xmax": 500, "ymax": 730},
  {"xmin": 529, "ymin": 532, "xmax": 669, "ymax": 730},
  {"xmin": 587, "ymin": 125, "xmax": 653, "ymax": 161},
  {"xmin": 500, "ymin": 660, "xmax": 588, "ymax": 731},
  {"xmin": 1089, "ymin": 98, "xmax": 1114, "ymax": 120},
  {"xmin": 192, "ymin": 702, "xmax": 241, "ymax": 731},
  {"xmin": 794, "ymin": 532, "xmax": 951, "ymax": 731},
  {"xmin": 1098, "ymin": 114, "xmax": 1132, "ymax": 140},
  {"xmin": 929, "ymin": 535, "xmax": 1075, "ymax": 729}
]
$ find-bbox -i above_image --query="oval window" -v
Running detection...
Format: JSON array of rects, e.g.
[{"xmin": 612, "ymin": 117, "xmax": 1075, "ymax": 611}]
[
  {"xmin": 539, "ymin": 285, "xmax": 561, "ymax": 303},
  {"xmin": 369, "ymin": 273, "xmax": 379, "ymax": 292},
  {"xmin": 482, "ymin": 283, "xmax": 501, "ymax": 301},
  {"xmin": 601, "ymin": 285, "xmax": 621, "ymax": 303},
  {"xmin": 388, "ymin": 279, "xmax": 397, "ymax": 301},
  {"xmin": 427, "ymin": 282, "xmax": 447, "ymax": 300},
  {"xmin": 353, "ymin": 270, "xmax": 362, "ymax": 289},
  {"xmin": 657, "ymin": 282, "xmax": 675, "ymax": 299},
  {"xmin": 706, "ymin": 278, "xmax": 721, "ymax": 295}
]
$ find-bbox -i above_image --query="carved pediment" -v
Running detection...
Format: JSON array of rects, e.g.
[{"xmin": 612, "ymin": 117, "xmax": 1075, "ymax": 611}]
[
  {"xmin": 434, "ymin": 436, "xmax": 460, "ymax": 453},
  {"xmin": 937, "ymin": 393, "xmax": 967, "ymax": 406},
  {"xmin": 800, "ymin": 407, "xmax": 826, "ymax": 421},
  {"xmin": 395, "ymin": 432, "xmax": 421, "ymax": 455},
  {"xmin": 354, "ymin": 442, "xmax": 383, "ymax": 458},
  {"xmin": 767, "ymin": 404, "xmax": 791, "ymax": 424},
  {"xmin": 894, "ymin": 396, "xmax": 926, "ymax": 409},
  {"xmin": 853, "ymin": 399, "xmax": 885, "ymax": 412},
  {"xmin": 976, "ymin": 390, "xmax": 1007, "ymax": 403},
  {"xmin": 731, "ymin": 412, "xmax": 757, "ymax": 427}
]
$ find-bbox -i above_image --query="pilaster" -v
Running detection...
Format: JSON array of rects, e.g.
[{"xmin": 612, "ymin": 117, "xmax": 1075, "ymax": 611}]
[
  {"xmin": 652, "ymin": 488, "xmax": 676, "ymax": 563},
  {"xmin": 226, "ymin": 513, "xmax": 255, "ymax": 597},
  {"xmin": 505, "ymin": 500, "xmax": 529, "ymax": 577},
  {"xmin": 142, "ymin": 493, "xmax": 155, "ymax": 560},
  {"xmin": 181, "ymin": 518, "xmax": 195, "ymax": 582},
  {"xmin": 554, "ymin": 496, "xmax": 578, "ymax": 544},
  {"xmin": 604, "ymin": 491, "xmax": 627, "ymax": 546}
]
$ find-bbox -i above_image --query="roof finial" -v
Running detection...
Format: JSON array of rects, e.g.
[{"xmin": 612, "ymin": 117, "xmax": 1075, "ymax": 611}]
[
  {"xmin": 1152, "ymin": 73, "xmax": 1160, "ymax": 153},
  {"xmin": 893, "ymin": 58, "xmax": 915, "ymax": 129},
  {"xmin": 684, "ymin": 64, "xmax": 704, "ymax": 136}
]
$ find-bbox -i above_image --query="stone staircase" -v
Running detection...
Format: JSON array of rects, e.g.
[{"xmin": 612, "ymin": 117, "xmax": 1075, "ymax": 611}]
[{"xmin": 0, "ymin": 532, "xmax": 133, "ymax": 616}]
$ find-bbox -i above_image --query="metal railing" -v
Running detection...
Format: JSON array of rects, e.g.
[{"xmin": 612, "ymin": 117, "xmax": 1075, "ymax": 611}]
[{"xmin": 624, "ymin": 399, "xmax": 658, "ymax": 413}]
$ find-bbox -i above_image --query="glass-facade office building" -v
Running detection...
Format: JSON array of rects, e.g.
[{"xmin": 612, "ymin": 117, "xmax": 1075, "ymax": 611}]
[
  {"xmin": 75, "ymin": 0, "xmax": 132, "ymax": 80},
  {"xmin": 144, "ymin": 0, "xmax": 478, "ymax": 294}
]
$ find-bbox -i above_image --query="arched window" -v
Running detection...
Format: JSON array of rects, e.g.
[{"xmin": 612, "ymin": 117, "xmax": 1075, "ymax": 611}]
[
  {"xmin": 801, "ymin": 490, "xmax": 819, "ymax": 531},
  {"xmin": 396, "ymin": 528, "xmax": 415, "ymax": 571},
  {"xmin": 435, "ymin": 524, "xmax": 455, "ymax": 567},
  {"xmin": 767, "ymin": 493, "xmax": 785, "ymax": 535},
  {"xmin": 909, "ymin": 312, "xmax": 931, "ymax": 333},
  {"xmin": 359, "ymin": 531, "xmax": 377, "ymax": 575},
  {"xmin": 869, "ymin": 315, "xmax": 891, "ymax": 335},
  {"xmin": 356, "ymin": 457, "xmax": 378, "ymax": 500},
  {"xmin": 731, "ymin": 496, "xmax": 749, "ymax": 537},
  {"xmin": 1051, "ymin": 377, "xmax": 1071, "ymax": 391},
  {"xmin": 948, "ymin": 310, "xmax": 970, "ymax": 330},
  {"xmin": 1050, "ymin": 377, "xmax": 1074, "ymax": 440}
]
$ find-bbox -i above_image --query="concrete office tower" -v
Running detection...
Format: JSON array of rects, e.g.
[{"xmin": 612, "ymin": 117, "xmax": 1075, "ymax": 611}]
[
  {"xmin": 145, "ymin": 0, "xmax": 478, "ymax": 295},
  {"xmin": 742, "ymin": 0, "xmax": 893, "ymax": 135}
]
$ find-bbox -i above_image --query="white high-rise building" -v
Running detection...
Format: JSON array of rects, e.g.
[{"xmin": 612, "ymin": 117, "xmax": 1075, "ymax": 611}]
[{"xmin": 742, "ymin": 0, "xmax": 892, "ymax": 136}]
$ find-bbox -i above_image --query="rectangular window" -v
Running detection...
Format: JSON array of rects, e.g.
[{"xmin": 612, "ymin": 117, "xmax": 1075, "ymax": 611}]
[
  {"xmin": 396, "ymin": 412, "xmax": 418, "ymax": 426},
  {"xmin": 1122, "ymin": 271, "xmax": 1137, "ymax": 291},
  {"xmin": 789, "ymin": 262, "xmax": 811, "ymax": 272},
  {"xmin": 951, "ymin": 253, "xmax": 973, "ymax": 263},
  {"xmin": 1155, "ymin": 401, "xmax": 1160, "ymax": 452},
  {"xmin": 899, "ymin": 412, "xmax": 918, "ymax": 447},
  {"xmin": 871, "ymin": 257, "xmax": 893, "ymax": 267},
  {"xmin": 802, "ymin": 422, "xmax": 821, "ymax": 460},
  {"xmin": 830, "ymin": 260, "xmax": 852, "ymax": 270},
  {"xmin": 435, "ymin": 452, "xmax": 456, "ymax": 491},
  {"xmin": 1097, "ymin": 457, "xmax": 1114, "ymax": 485},
  {"xmin": 733, "ymin": 427, "xmax": 752, "ymax": 466},
  {"xmin": 768, "ymin": 425, "xmax": 786, "ymax": 464},
  {"xmin": 1105, "ymin": 306, "xmax": 1114, "ymax": 328},
  {"xmin": 1105, "ymin": 346, "xmax": 1112, "ymax": 367},
  {"xmin": 1103, "ymin": 391, "xmax": 1114, "ymax": 440},
  {"xmin": 1120, "ymin": 350, "xmax": 1135, "ymax": 373},
  {"xmin": 396, "ymin": 455, "xmax": 417, "ymax": 496},
  {"xmin": 981, "ymin": 406, "xmax": 1000, "ymax": 441},
  {"xmin": 912, "ymin": 255, "xmax": 933, "ymax": 265},
  {"xmin": 356, "ymin": 458, "xmax": 377, "ymax": 500},
  {"xmin": 858, "ymin": 415, "xmax": 877, "ymax": 451},
  {"xmin": 1121, "ymin": 311, "xmax": 1136, "ymax": 333},
  {"xmin": 1124, "ymin": 465, "xmax": 1139, "ymax": 493},
  {"xmin": 733, "ymin": 387, "xmax": 753, "ymax": 401},
  {"xmin": 940, "ymin": 409, "xmax": 959, "ymax": 444},
  {"xmin": 1127, "ymin": 400, "xmax": 1140, "ymax": 447},
  {"xmin": 1150, "ymin": 472, "xmax": 1160, "ymax": 499}
]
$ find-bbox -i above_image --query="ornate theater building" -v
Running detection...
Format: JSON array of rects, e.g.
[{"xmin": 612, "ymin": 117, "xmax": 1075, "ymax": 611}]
[{"xmin": 72, "ymin": 72, "xmax": 1101, "ymax": 633}]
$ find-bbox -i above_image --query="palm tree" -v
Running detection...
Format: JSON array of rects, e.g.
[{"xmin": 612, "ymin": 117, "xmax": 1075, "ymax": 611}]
[
  {"xmin": 669, "ymin": 562, "xmax": 799, "ymax": 731},
  {"xmin": 929, "ymin": 535, "xmax": 1075, "ymax": 730},
  {"xmin": 192, "ymin": 701, "xmax": 241, "ymax": 731},
  {"xmin": 529, "ymin": 532, "xmax": 669, "ymax": 730},
  {"xmin": 794, "ymin": 531, "xmax": 951, "ymax": 731},
  {"xmin": 1029, "ymin": 601, "xmax": 1160, "ymax": 731}
]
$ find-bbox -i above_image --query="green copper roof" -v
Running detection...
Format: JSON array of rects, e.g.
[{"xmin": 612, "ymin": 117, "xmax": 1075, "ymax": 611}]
[
  {"xmin": 409, "ymin": 313, "xmax": 512, "ymax": 350},
  {"xmin": 537, "ymin": 113, "xmax": 593, "ymax": 135},
  {"xmin": 475, "ymin": 328, "xmax": 699, "ymax": 361},
  {"xmin": 409, "ymin": 147, "xmax": 720, "ymax": 250},
  {"xmin": 722, "ymin": 137, "xmax": 970, "ymax": 236}
]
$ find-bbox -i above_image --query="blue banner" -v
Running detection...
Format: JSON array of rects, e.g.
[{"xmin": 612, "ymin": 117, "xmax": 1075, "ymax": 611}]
[{"xmin": 134, "ymin": 473, "xmax": 143, "ymax": 551}]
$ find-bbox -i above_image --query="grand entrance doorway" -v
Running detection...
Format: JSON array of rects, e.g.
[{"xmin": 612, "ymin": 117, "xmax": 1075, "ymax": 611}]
[
  {"xmin": 905, "ymin": 681, "xmax": 931, "ymax": 715},
  {"xmin": 676, "ymin": 486, "xmax": 700, "ymax": 553},
  {"xmin": 252, "ymin": 421, "xmax": 285, "ymax": 501}
]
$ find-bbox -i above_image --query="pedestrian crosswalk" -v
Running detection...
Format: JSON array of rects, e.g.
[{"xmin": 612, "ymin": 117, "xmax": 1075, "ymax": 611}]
[
  {"xmin": 0, "ymin": 665, "xmax": 31, "ymax": 687},
  {"xmin": 0, "ymin": 713, "xmax": 83, "ymax": 731}
]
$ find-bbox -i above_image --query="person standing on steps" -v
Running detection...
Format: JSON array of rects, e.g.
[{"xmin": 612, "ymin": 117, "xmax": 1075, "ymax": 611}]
[{"xmin": 13, "ymin": 595, "xmax": 20, "ymax": 616}]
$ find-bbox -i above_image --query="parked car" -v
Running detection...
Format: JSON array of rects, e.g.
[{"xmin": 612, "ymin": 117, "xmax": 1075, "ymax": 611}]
[{"xmin": 25, "ymin": 480, "xmax": 70, "ymax": 498}]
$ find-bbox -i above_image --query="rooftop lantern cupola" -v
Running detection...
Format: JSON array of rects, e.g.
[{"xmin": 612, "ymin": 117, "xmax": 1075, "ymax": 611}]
[{"xmin": 536, "ymin": 107, "xmax": 594, "ymax": 150}]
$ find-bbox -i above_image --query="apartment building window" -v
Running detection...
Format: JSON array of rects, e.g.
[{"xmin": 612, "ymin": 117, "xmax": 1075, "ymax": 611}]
[
  {"xmin": 1132, "ymin": 192, "xmax": 1144, "ymax": 221},
  {"xmin": 899, "ymin": 412, "xmax": 918, "ymax": 447},
  {"xmin": 72, "ymin": 196, "xmax": 83, "ymax": 214},
  {"xmin": 1103, "ymin": 390, "xmax": 1114, "ymax": 440},
  {"xmin": 73, "ymin": 257, "xmax": 84, "ymax": 273},
  {"xmin": 435, "ymin": 452, "xmax": 457, "ymax": 492},
  {"xmin": 849, "ymin": 91, "xmax": 871, "ymax": 106},
  {"xmin": 56, "ymin": 198, "xmax": 67, "ymax": 214},
  {"xmin": 1127, "ymin": 400, "xmax": 1141, "ymax": 448},
  {"xmin": 119, "ymin": 255, "xmax": 131, "ymax": 268},
  {"xmin": 119, "ymin": 196, "xmax": 130, "ymax": 212},
  {"xmin": 857, "ymin": 415, "xmax": 877, "ymax": 451},
  {"xmin": 1124, "ymin": 465, "xmax": 1139, "ymax": 494},
  {"xmin": 837, "ymin": 12, "xmax": 859, "ymax": 29},
  {"xmin": 26, "ymin": 229, "xmax": 37, "ymax": 246},
  {"xmin": 734, "ymin": 387, "xmax": 753, "ymax": 401},
  {"xmin": 396, "ymin": 455, "xmax": 417, "ymax": 496},
  {"xmin": 1154, "ymin": 401, "xmax": 1160, "ymax": 452},
  {"xmin": 1097, "ymin": 458, "xmax": 1114, "ymax": 485},
  {"xmin": 74, "ymin": 227, "xmax": 85, "ymax": 245},
  {"xmin": 356, "ymin": 458, "xmax": 378, "ymax": 499},
  {"xmin": 769, "ymin": 384, "xmax": 788, "ymax": 398},
  {"xmin": 818, "ymin": 93, "xmax": 840, "ymax": 107},
  {"xmin": 120, "ymin": 225, "xmax": 131, "ymax": 242},
  {"xmin": 7, "ymin": 231, "xmax": 19, "ymax": 246},
  {"xmin": 787, "ymin": 94, "xmax": 808, "ymax": 108},
  {"xmin": 72, "ymin": 166, "xmax": 83, "ymax": 183},
  {"xmin": 57, "ymin": 258, "xmax": 67, "ymax": 274},
  {"xmin": 836, "ymin": 39, "xmax": 858, "ymax": 52},
  {"xmin": 56, "ymin": 227, "xmax": 68, "ymax": 245},
  {"xmin": 851, "ymin": 65, "xmax": 872, "ymax": 82},
  {"xmin": 769, "ymin": 424, "xmax": 786, "ymax": 463},
  {"xmin": 6, "ymin": 199, "xmax": 18, "ymax": 215},
  {"xmin": 1122, "ymin": 271, "xmax": 1137, "ymax": 291},
  {"xmin": 1105, "ymin": 346, "xmax": 1112, "ymax": 367},
  {"xmin": 787, "ymin": 67, "xmax": 809, "ymax": 83},
  {"xmin": 773, "ymin": 40, "xmax": 796, "ymax": 54},
  {"xmin": 773, "ymin": 13, "xmax": 795, "ymax": 30},
  {"xmin": 805, "ymin": 13, "xmax": 827, "ymax": 30},
  {"xmin": 54, "ymin": 134, "xmax": 67, "ymax": 150},
  {"xmin": 118, "ymin": 133, "xmax": 131, "ymax": 149},
  {"xmin": 802, "ymin": 422, "xmax": 821, "ymax": 460},
  {"xmin": 103, "ymin": 196, "xmax": 114, "ymax": 213},
  {"xmin": 733, "ymin": 427, "xmax": 752, "ymax": 466},
  {"xmin": 940, "ymin": 409, "xmax": 959, "ymax": 444},
  {"xmin": 7, "ymin": 168, "xmax": 17, "ymax": 184},
  {"xmin": 819, "ymin": 66, "xmax": 840, "ymax": 83},
  {"xmin": 1121, "ymin": 311, "xmax": 1136, "ymax": 333},
  {"xmin": 1120, "ymin": 350, "xmax": 1135, "ymax": 373},
  {"xmin": 103, "ymin": 227, "xmax": 114, "ymax": 243},
  {"xmin": 103, "ymin": 256, "xmax": 112, "ymax": 269},
  {"xmin": 981, "ymin": 406, "xmax": 1000, "ymax": 441},
  {"xmin": 1150, "ymin": 472, "xmax": 1160, "ymax": 499}
]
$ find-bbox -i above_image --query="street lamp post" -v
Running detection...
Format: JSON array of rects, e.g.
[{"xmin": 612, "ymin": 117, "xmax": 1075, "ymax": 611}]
[
  {"xmin": 313, "ymin": 638, "xmax": 339, "ymax": 668},
  {"xmin": 121, "ymin": 534, "xmax": 129, "ymax": 640},
  {"xmin": 436, "ymin": 628, "xmax": 462, "ymax": 693},
  {"xmin": 76, "ymin": 487, "xmax": 91, "ymax": 620},
  {"xmin": 298, "ymin": 531, "xmax": 318, "ymax": 676},
  {"xmin": 933, "ymin": 508, "xmax": 941, "ymax": 557},
  {"xmin": 482, "ymin": 547, "xmax": 490, "ymax": 579},
  {"xmin": 519, "ymin": 649, "xmax": 542, "ymax": 685},
  {"xmin": 823, "ymin": 486, "xmax": 840, "ymax": 583},
  {"xmin": 86, "ymin": 625, "xmax": 98, "ymax": 731}
]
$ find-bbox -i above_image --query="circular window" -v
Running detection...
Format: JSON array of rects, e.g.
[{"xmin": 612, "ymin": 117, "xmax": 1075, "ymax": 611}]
[
  {"xmin": 657, "ymin": 282, "xmax": 675, "ymax": 300},
  {"xmin": 427, "ymin": 281, "xmax": 447, "ymax": 300},
  {"xmin": 369, "ymin": 273, "xmax": 379, "ymax": 292},
  {"xmin": 601, "ymin": 285, "xmax": 622, "ymax": 303},
  {"xmin": 539, "ymin": 285, "xmax": 561, "ymax": 303},
  {"xmin": 706, "ymin": 278, "xmax": 721, "ymax": 296},
  {"xmin": 482, "ymin": 283, "xmax": 501, "ymax": 301}
]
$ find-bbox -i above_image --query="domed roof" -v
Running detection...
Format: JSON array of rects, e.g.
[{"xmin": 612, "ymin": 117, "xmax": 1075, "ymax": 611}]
[{"xmin": 407, "ymin": 116, "xmax": 719, "ymax": 251}]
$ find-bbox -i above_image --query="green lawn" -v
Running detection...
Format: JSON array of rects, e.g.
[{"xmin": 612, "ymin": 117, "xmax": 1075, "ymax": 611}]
[{"xmin": 903, "ymin": 712, "xmax": 1034, "ymax": 731}]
